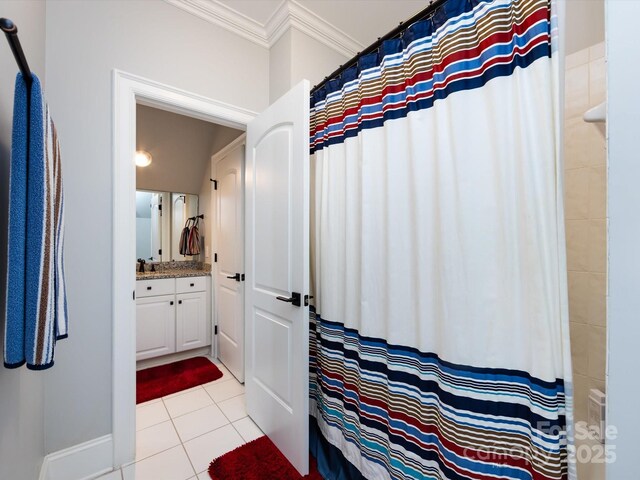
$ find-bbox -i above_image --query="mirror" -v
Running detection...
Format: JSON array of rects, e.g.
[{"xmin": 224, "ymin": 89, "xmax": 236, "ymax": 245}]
[
  {"xmin": 136, "ymin": 190, "xmax": 165, "ymax": 262},
  {"xmin": 135, "ymin": 190, "xmax": 199, "ymax": 262}
]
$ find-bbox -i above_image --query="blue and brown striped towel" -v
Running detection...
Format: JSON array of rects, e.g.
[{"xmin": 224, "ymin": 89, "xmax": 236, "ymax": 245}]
[{"xmin": 5, "ymin": 73, "xmax": 67, "ymax": 370}]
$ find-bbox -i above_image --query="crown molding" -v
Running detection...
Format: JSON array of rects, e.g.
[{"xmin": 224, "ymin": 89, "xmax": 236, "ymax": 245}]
[
  {"xmin": 165, "ymin": 0, "xmax": 269, "ymax": 48},
  {"xmin": 165, "ymin": 0, "xmax": 363, "ymax": 57},
  {"xmin": 265, "ymin": 0, "xmax": 363, "ymax": 57}
]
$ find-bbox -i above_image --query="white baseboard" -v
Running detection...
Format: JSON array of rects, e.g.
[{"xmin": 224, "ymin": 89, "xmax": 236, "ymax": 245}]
[{"xmin": 39, "ymin": 434, "xmax": 114, "ymax": 480}]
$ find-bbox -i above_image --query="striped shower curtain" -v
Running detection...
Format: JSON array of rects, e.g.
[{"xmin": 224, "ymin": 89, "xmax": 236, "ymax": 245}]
[{"xmin": 309, "ymin": 0, "xmax": 572, "ymax": 479}]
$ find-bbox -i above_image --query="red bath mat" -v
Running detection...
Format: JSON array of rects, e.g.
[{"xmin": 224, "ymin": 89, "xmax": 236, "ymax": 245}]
[
  {"xmin": 208, "ymin": 436, "xmax": 323, "ymax": 480},
  {"xmin": 136, "ymin": 357, "xmax": 223, "ymax": 404}
]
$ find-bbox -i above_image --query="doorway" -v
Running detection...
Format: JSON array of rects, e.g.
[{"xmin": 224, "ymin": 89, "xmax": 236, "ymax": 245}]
[
  {"xmin": 114, "ymin": 71, "xmax": 311, "ymax": 477},
  {"xmin": 112, "ymin": 69, "xmax": 255, "ymax": 467},
  {"xmin": 211, "ymin": 135, "xmax": 246, "ymax": 383}
]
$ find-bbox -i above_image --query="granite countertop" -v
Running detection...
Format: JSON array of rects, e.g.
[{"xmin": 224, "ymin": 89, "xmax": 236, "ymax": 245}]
[{"xmin": 136, "ymin": 269, "xmax": 211, "ymax": 280}]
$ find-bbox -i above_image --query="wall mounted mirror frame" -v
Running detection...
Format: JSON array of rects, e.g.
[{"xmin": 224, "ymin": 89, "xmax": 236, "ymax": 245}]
[{"xmin": 135, "ymin": 190, "xmax": 199, "ymax": 262}]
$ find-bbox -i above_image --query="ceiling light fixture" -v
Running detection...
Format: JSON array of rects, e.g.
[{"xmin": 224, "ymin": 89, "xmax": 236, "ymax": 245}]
[{"xmin": 135, "ymin": 150, "xmax": 152, "ymax": 167}]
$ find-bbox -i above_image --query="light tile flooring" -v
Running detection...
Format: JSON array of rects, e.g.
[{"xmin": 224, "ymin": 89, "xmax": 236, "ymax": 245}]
[{"xmin": 97, "ymin": 361, "xmax": 264, "ymax": 480}]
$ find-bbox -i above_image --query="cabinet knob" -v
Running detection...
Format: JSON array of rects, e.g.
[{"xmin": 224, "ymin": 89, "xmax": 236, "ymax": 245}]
[
  {"xmin": 170, "ymin": 301, "xmax": 174, "ymax": 305},
  {"xmin": 147, "ymin": 286, "xmax": 152, "ymax": 290},
  {"xmin": 178, "ymin": 300, "xmax": 183, "ymax": 305},
  {"xmin": 190, "ymin": 283, "xmax": 195, "ymax": 287}
]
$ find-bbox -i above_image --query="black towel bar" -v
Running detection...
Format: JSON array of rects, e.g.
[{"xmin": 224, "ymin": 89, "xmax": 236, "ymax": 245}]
[{"xmin": 0, "ymin": 18, "xmax": 33, "ymax": 86}]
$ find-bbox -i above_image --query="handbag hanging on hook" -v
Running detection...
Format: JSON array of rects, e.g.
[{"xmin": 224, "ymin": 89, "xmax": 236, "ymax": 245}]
[
  {"xmin": 179, "ymin": 217, "xmax": 193, "ymax": 256},
  {"xmin": 187, "ymin": 216, "xmax": 201, "ymax": 256}
]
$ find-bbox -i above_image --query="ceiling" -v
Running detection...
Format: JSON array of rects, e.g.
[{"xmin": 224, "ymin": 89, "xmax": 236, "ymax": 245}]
[{"xmin": 216, "ymin": 0, "xmax": 428, "ymax": 47}]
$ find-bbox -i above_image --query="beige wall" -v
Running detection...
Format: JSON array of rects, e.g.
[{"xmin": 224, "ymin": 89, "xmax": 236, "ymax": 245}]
[
  {"xmin": 565, "ymin": 0, "xmax": 605, "ymax": 56},
  {"xmin": 42, "ymin": 0, "xmax": 268, "ymax": 454},
  {"xmin": 0, "ymin": 2, "xmax": 47, "ymax": 479},
  {"xmin": 564, "ymin": 41, "xmax": 606, "ymax": 480},
  {"xmin": 136, "ymin": 105, "xmax": 242, "ymax": 195}
]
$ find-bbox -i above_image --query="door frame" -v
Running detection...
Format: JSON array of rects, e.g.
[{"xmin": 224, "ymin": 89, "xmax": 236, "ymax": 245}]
[
  {"xmin": 210, "ymin": 134, "xmax": 247, "ymax": 379},
  {"xmin": 112, "ymin": 69, "xmax": 256, "ymax": 467}
]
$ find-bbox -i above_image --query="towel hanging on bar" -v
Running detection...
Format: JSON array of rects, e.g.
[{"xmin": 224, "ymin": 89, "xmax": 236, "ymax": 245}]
[{"xmin": 5, "ymin": 73, "xmax": 68, "ymax": 370}]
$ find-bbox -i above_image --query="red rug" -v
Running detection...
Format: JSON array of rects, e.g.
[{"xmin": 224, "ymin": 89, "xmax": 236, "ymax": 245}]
[
  {"xmin": 136, "ymin": 357, "xmax": 223, "ymax": 404},
  {"xmin": 208, "ymin": 436, "xmax": 323, "ymax": 480}
]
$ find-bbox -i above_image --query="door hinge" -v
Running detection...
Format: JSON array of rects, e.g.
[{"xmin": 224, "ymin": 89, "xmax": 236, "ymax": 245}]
[
  {"xmin": 158, "ymin": 204, "xmax": 162, "ymax": 211},
  {"xmin": 132, "ymin": 290, "xmax": 135, "ymax": 300},
  {"xmin": 211, "ymin": 178, "xmax": 218, "ymax": 190},
  {"xmin": 158, "ymin": 248, "xmax": 162, "ymax": 255},
  {"xmin": 214, "ymin": 325, "xmax": 218, "ymax": 335},
  {"xmin": 214, "ymin": 253, "xmax": 217, "ymax": 262}
]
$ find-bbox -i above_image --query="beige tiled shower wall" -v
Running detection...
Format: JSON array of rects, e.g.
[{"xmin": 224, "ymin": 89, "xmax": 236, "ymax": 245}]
[{"xmin": 564, "ymin": 41, "xmax": 606, "ymax": 428}]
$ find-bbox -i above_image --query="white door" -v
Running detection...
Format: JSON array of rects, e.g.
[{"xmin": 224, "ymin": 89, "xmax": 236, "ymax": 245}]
[
  {"xmin": 213, "ymin": 140, "xmax": 245, "ymax": 382},
  {"xmin": 245, "ymin": 80, "xmax": 310, "ymax": 476}
]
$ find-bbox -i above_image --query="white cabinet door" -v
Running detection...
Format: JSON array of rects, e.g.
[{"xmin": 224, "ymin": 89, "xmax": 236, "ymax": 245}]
[
  {"xmin": 176, "ymin": 291, "xmax": 208, "ymax": 352},
  {"xmin": 136, "ymin": 294, "xmax": 176, "ymax": 360},
  {"xmin": 214, "ymin": 140, "xmax": 245, "ymax": 382},
  {"xmin": 245, "ymin": 80, "xmax": 310, "ymax": 475}
]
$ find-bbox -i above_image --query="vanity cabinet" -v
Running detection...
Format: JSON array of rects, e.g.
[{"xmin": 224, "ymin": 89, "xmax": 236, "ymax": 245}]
[
  {"xmin": 136, "ymin": 276, "xmax": 210, "ymax": 361},
  {"xmin": 176, "ymin": 291, "xmax": 208, "ymax": 352},
  {"xmin": 136, "ymin": 294, "xmax": 176, "ymax": 360}
]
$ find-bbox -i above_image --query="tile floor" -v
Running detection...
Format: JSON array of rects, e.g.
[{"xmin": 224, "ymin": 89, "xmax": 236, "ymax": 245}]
[{"xmin": 97, "ymin": 361, "xmax": 264, "ymax": 480}]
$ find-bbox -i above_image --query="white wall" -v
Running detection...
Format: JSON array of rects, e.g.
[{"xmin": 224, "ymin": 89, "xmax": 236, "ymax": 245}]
[
  {"xmin": 290, "ymin": 28, "xmax": 349, "ymax": 90},
  {"xmin": 269, "ymin": 28, "xmax": 349, "ymax": 103},
  {"xmin": 0, "ymin": 2, "xmax": 47, "ymax": 479},
  {"xmin": 42, "ymin": 0, "xmax": 269, "ymax": 454},
  {"xmin": 606, "ymin": 0, "xmax": 640, "ymax": 477},
  {"xmin": 269, "ymin": 30, "xmax": 293, "ymax": 103}
]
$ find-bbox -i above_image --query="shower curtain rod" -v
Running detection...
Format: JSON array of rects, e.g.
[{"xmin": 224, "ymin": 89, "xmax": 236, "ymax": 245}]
[
  {"xmin": 0, "ymin": 18, "xmax": 33, "ymax": 87},
  {"xmin": 311, "ymin": 0, "xmax": 448, "ymax": 95}
]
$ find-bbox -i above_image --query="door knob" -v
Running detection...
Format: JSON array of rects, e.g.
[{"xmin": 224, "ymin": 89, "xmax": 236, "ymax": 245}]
[{"xmin": 276, "ymin": 292, "xmax": 301, "ymax": 307}]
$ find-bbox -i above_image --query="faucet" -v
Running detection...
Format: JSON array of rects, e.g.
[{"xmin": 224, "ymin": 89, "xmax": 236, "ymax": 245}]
[{"xmin": 138, "ymin": 259, "xmax": 146, "ymax": 273}]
